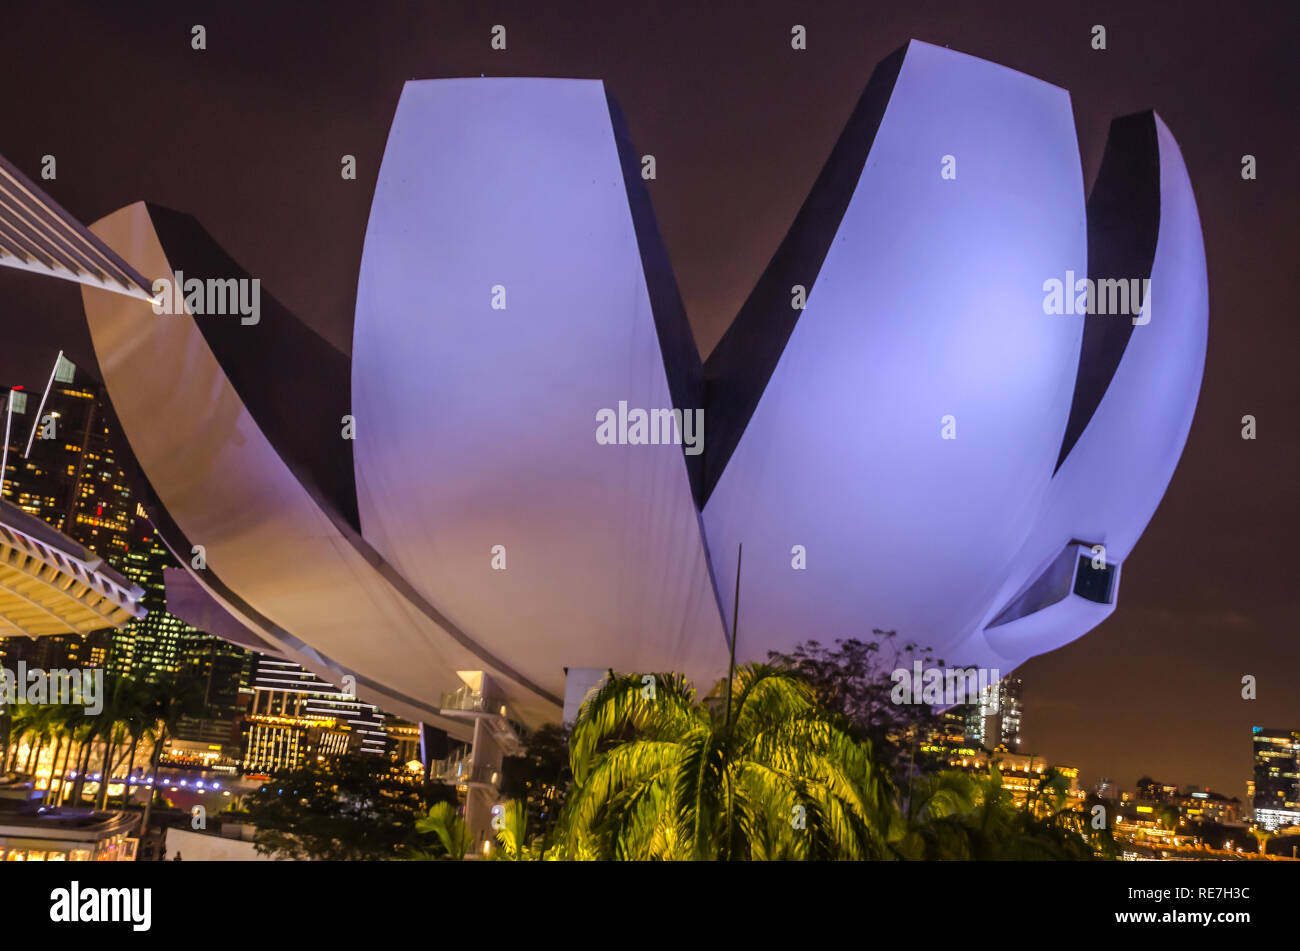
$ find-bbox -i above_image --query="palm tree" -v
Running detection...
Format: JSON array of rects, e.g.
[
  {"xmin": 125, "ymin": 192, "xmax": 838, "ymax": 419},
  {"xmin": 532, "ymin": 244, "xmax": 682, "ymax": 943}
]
[
  {"xmin": 138, "ymin": 675, "xmax": 206, "ymax": 833},
  {"xmin": 5, "ymin": 704, "xmax": 35, "ymax": 774},
  {"xmin": 894, "ymin": 769, "xmax": 979, "ymax": 859},
  {"xmin": 94, "ymin": 719, "xmax": 130, "ymax": 809},
  {"xmin": 59, "ymin": 716, "xmax": 95, "ymax": 806},
  {"xmin": 68, "ymin": 705, "xmax": 102, "ymax": 805},
  {"xmin": 896, "ymin": 766, "xmax": 1105, "ymax": 860},
  {"xmin": 38, "ymin": 707, "xmax": 68, "ymax": 806},
  {"xmin": 487, "ymin": 800, "xmax": 536, "ymax": 860},
  {"xmin": 48, "ymin": 705, "xmax": 84, "ymax": 807},
  {"xmin": 16, "ymin": 706, "xmax": 36, "ymax": 776},
  {"xmin": 1, "ymin": 701, "xmax": 22, "ymax": 774},
  {"xmin": 94, "ymin": 676, "xmax": 148, "ymax": 810},
  {"xmin": 413, "ymin": 802, "xmax": 474, "ymax": 860},
  {"xmin": 555, "ymin": 665, "xmax": 897, "ymax": 860},
  {"xmin": 22, "ymin": 704, "xmax": 59, "ymax": 778},
  {"xmin": 116, "ymin": 680, "xmax": 152, "ymax": 808}
]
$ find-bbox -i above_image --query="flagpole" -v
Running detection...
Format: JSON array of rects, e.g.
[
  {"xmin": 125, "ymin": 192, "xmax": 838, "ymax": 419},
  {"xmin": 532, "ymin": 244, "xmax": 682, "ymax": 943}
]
[
  {"xmin": 1, "ymin": 393, "xmax": 12, "ymax": 501},
  {"xmin": 724, "ymin": 543, "xmax": 741, "ymax": 730}
]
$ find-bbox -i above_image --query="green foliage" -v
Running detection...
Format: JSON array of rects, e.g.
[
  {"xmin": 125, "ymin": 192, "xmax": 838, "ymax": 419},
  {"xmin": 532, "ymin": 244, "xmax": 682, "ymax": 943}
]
[
  {"xmin": 246, "ymin": 753, "xmax": 455, "ymax": 860},
  {"xmin": 895, "ymin": 766, "xmax": 1114, "ymax": 860},
  {"xmin": 405, "ymin": 660, "xmax": 1116, "ymax": 862},
  {"xmin": 412, "ymin": 800, "xmax": 474, "ymax": 860},
  {"xmin": 525, "ymin": 664, "xmax": 1116, "ymax": 861},
  {"xmin": 487, "ymin": 799, "xmax": 539, "ymax": 860},
  {"xmin": 1, "ymin": 672, "xmax": 210, "ymax": 812},
  {"xmin": 553, "ymin": 665, "xmax": 897, "ymax": 860},
  {"xmin": 500, "ymin": 722, "xmax": 570, "ymax": 839},
  {"xmin": 767, "ymin": 633, "xmax": 947, "ymax": 780}
]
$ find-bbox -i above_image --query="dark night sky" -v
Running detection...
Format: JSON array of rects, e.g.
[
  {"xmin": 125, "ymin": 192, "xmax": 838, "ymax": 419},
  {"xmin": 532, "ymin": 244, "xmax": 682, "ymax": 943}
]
[{"xmin": 1, "ymin": 1, "xmax": 1295, "ymax": 798}]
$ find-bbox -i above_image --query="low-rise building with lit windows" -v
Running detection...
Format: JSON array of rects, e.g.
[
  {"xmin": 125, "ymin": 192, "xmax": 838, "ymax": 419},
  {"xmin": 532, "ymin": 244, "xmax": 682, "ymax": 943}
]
[
  {"xmin": 917, "ymin": 744, "xmax": 1081, "ymax": 815},
  {"xmin": 0, "ymin": 804, "xmax": 138, "ymax": 862}
]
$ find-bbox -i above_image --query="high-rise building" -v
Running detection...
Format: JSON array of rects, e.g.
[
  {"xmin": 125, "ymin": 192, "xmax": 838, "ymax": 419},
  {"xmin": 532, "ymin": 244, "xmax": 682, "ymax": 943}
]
[
  {"xmin": 165, "ymin": 635, "xmax": 254, "ymax": 767},
  {"xmin": 1251, "ymin": 727, "xmax": 1300, "ymax": 830},
  {"xmin": 963, "ymin": 675, "xmax": 1023, "ymax": 750},
  {"xmin": 106, "ymin": 508, "xmax": 191, "ymax": 679},
  {"xmin": 2, "ymin": 356, "xmax": 136, "ymax": 670},
  {"xmin": 2, "ymin": 355, "xmax": 134, "ymax": 556},
  {"xmin": 1, "ymin": 354, "xmax": 252, "ymax": 689}
]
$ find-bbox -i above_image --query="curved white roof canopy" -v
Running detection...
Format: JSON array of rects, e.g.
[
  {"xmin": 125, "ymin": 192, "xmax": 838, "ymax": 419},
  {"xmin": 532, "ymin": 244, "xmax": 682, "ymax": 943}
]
[{"xmin": 0, "ymin": 499, "xmax": 145, "ymax": 637}]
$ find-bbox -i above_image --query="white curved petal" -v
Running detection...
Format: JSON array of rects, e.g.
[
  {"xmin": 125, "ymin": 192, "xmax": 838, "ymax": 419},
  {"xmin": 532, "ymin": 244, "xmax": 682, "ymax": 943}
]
[
  {"xmin": 352, "ymin": 79, "xmax": 730, "ymax": 701},
  {"xmin": 981, "ymin": 114, "xmax": 1208, "ymax": 660},
  {"xmin": 703, "ymin": 40, "xmax": 1087, "ymax": 662}
]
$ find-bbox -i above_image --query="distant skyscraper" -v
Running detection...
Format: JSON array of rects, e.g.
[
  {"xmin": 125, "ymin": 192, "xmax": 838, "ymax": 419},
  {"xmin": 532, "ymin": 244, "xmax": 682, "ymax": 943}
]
[
  {"xmin": 1, "ymin": 354, "xmax": 251, "ymax": 685},
  {"xmin": 108, "ymin": 509, "xmax": 213, "ymax": 682},
  {"xmin": 1251, "ymin": 727, "xmax": 1300, "ymax": 830},
  {"xmin": 2, "ymin": 356, "xmax": 133, "ymax": 670},
  {"xmin": 964, "ymin": 675, "xmax": 1023, "ymax": 750},
  {"xmin": 2, "ymin": 354, "xmax": 133, "ymax": 556},
  {"xmin": 167, "ymin": 634, "xmax": 254, "ymax": 763}
]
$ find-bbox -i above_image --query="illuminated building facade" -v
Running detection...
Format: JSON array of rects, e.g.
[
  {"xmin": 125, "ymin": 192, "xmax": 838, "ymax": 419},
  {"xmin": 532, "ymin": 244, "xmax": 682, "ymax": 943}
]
[
  {"xmin": 164, "ymin": 637, "xmax": 253, "ymax": 766},
  {"xmin": 1115, "ymin": 780, "xmax": 1243, "ymax": 849},
  {"xmin": 1, "ymin": 356, "xmax": 250, "ymax": 689},
  {"xmin": 1, "ymin": 356, "xmax": 134, "ymax": 559},
  {"xmin": 963, "ymin": 675, "xmax": 1023, "ymax": 751},
  {"xmin": 923, "ymin": 675, "xmax": 1024, "ymax": 759},
  {"xmin": 68, "ymin": 40, "xmax": 1208, "ymax": 745},
  {"xmin": 243, "ymin": 716, "xmax": 355, "ymax": 775},
  {"xmin": 920, "ymin": 747, "xmax": 1080, "ymax": 816},
  {"xmin": 240, "ymin": 654, "xmax": 391, "ymax": 773},
  {"xmin": 1180, "ymin": 789, "xmax": 1242, "ymax": 825},
  {"xmin": 1135, "ymin": 775, "xmax": 1179, "ymax": 802},
  {"xmin": 0, "ymin": 808, "xmax": 138, "ymax": 862},
  {"xmin": 383, "ymin": 717, "xmax": 422, "ymax": 766},
  {"xmin": 0, "ymin": 42, "xmax": 1210, "ymax": 856},
  {"xmin": 108, "ymin": 512, "xmax": 196, "ymax": 680},
  {"xmin": 1251, "ymin": 727, "xmax": 1300, "ymax": 830},
  {"xmin": 1, "ymin": 357, "xmax": 136, "ymax": 669},
  {"xmin": 1093, "ymin": 778, "xmax": 1120, "ymax": 801}
]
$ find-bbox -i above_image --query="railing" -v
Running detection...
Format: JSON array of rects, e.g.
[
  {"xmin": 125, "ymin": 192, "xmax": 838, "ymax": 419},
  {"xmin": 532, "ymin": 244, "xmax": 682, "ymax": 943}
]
[
  {"xmin": 440, "ymin": 684, "xmax": 511, "ymax": 719},
  {"xmin": 428, "ymin": 754, "xmax": 501, "ymax": 788}
]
